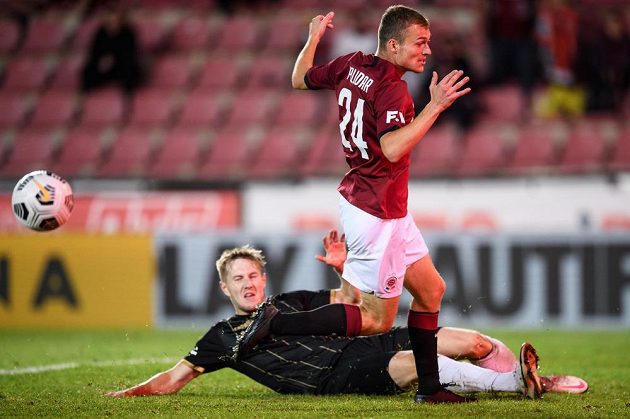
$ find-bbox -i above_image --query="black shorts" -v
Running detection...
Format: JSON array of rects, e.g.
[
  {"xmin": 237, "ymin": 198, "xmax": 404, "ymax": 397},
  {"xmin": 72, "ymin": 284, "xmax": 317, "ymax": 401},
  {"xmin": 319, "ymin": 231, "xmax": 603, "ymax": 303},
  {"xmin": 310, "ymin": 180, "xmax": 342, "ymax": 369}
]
[{"xmin": 317, "ymin": 328, "xmax": 411, "ymax": 395}]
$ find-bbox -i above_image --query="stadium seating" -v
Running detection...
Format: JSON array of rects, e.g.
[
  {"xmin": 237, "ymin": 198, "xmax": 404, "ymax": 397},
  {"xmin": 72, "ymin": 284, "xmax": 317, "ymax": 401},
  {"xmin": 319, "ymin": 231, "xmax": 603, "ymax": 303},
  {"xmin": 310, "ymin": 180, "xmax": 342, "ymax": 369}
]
[
  {"xmin": 480, "ymin": 85, "xmax": 524, "ymax": 123},
  {"xmin": 148, "ymin": 54, "xmax": 196, "ymax": 90},
  {"xmin": 76, "ymin": 88, "xmax": 126, "ymax": 128},
  {"xmin": 195, "ymin": 56, "xmax": 246, "ymax": 91},
  {"xmin": 29, "ymin": 91, "xmax": 79, "ymax": 128},
  {"xmin": 454, "ymin": 124, "xmax": 508, "ymax": 177},
  {"xmin": 273, "ymin": 91, "xmax": 321, "ymax": 128},
  {"xmin": 0, "ymin": 55, "xmax": 53, "ymax": 92},
  {"xmin": 48, "ymin": 53, "xmax": 85, "ymax": 90},
  {"xmin": 127, "ymin": 88, "xmax": 179, "ymax": 129},
  {"xmin": 0, "ymin": 19, "xmax": 20, "ymax": 54},
  {"xmin": 247, "ymin": 127, "xmax": 305, "ymax": 179},
  {"xmin": 409, "ymin": 124, "xmax": 459, "ymax": 177},
  {"xmin": 506, "ymin": 124, "xmax": 558, "ymax": 175},
  {"xmin": 20, "ymin": 16, "xmax": 69, "ymax": 53},
  {"xmin": 260, "ymin": 16, "xmax": 304, "ymax": 53},
  {"xmin": 97, "ymin": 127, "xmax": 157, "ymax": 178},
  {"xmin": 214, "ymin": 15, "xmax": 261, "ymax": 52},
  {"xmin": 148, "ymin": 127, "xmax": 206, "ymax": 179},
  {"xmin": 608, "ymin": 128, "xmax": 630, "ymax": 171},
  {"xmin": 173, "ymin": 89, "xmax": 227, "ymax": 130},
  {"xmin": 244, "ymin": 55, "xmax": 293, "ymax": 89},
  {"xmin": 51, "ymin": 126, "xmax": 106, "ymax": 178},
  {"xmin": 0, "ymin": 93, "xmax": 33, "ymax": 129},
  {"xmin": 197, "ymin": 125, "xmax": 256, "ymax": 180},
  {"xmin": 70, "ymin": 17, "xmax": 99, "ymax": 51},
  {"xmin": 168, "ymin": 16, "xmax": 213, "ymax": 52},
  {"xmin": 223, "ymin": 88, "xmax": 277, "ymax": 127},
  {"xmin": 0, "ymin": 128, "xmax": 58, "ymax": 177},
  {"xmin": 557, "ymin": 123, "xmax": 606, "ymax": 173},
  {"xmin": 298, "ymin": 127, "xmax": 347, "ymax": 178}
]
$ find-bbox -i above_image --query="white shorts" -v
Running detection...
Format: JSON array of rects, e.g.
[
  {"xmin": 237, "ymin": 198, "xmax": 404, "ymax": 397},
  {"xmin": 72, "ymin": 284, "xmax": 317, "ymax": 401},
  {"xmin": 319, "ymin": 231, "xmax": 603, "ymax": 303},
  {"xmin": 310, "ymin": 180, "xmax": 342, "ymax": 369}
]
[{"xmin": 338, "ymin": 194, "xmax": 429, "ymax": 298}]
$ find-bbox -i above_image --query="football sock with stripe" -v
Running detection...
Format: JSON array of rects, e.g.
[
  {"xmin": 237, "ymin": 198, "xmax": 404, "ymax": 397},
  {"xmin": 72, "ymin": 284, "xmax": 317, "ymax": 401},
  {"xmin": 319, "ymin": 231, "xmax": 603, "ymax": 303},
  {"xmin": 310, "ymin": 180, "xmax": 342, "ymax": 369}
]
[
  {"xmin": 270, "ymin": 304, "xmax": 362, "ymax": 337},
  {"xmin": 408, "ymin": 310, "xmax": 442, "ymax": 395}
]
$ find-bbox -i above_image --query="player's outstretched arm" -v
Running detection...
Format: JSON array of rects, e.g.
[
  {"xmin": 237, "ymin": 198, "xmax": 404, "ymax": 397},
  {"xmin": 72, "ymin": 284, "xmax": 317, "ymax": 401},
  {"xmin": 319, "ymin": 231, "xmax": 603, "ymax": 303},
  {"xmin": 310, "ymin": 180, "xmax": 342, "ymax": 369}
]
[
  {"xmin": 380, "ymin": 70, "xmax": 470, "ymax": 163},
  {"xmin": 292, "ymin": 11, "xmax": 334, "ymax": 89},
  {"xmin": 106, "ymin": 361, "xmax": 200, "ymax": 398}
]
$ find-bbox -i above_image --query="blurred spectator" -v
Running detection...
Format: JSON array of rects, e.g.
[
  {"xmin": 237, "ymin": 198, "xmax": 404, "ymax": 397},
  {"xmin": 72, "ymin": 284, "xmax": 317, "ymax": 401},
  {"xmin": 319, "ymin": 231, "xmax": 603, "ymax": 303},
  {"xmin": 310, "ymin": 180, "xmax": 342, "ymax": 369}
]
[
  {"xmin": 534, "ymin": 0, "xmax": 584, "ymax": 119},
  {"xmin": 413, "ymin": 34, "xmax": 480, "ymax": 130},
  {"xmin": 483, "ymin": 0, "xmax": 539, "ymax": 111},
  {"xmin": 329, "ymin": 10, "xmax": 376, "ymax": 59},
  {"xmin": 80, "ymin": 5, "xmax": 143, "ymax": 95},
  {"xmin": 577, "ymin": 9, "xmax": 630, "ymax": 114},
  {"xmin": 0, "ymin": 0, "xmax": 49, "ymax": 41}
]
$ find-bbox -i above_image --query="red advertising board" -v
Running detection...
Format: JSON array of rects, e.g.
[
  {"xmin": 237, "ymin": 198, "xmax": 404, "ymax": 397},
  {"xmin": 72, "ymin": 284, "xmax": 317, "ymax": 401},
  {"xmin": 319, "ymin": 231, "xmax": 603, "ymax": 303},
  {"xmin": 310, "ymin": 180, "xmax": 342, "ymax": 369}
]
[{"xmin": 1, "ymin": 191, "xmax": 240, "ymax": 233}]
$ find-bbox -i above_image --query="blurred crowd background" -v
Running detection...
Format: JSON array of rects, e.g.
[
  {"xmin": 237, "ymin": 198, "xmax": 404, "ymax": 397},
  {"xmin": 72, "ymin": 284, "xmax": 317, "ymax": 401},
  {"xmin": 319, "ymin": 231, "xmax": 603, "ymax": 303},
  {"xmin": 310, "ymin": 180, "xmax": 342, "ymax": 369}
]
[{"xmin": 0, "ymin": 0, "xmax": 628, "ymax": 184}]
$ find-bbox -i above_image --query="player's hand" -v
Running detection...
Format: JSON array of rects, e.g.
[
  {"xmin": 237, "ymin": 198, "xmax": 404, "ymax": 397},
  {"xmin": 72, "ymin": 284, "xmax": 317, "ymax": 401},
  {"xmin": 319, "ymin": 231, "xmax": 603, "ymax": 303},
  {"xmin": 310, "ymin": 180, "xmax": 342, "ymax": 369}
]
[
  {"xmin": 309, "ymin": 11, "xmax": 335, "ymax": 42},
  {"xmin": 315, "ymin": 229, "xmax": 346, "ymax": 274},
  {"xmin": 428, "ymin": 70, "xmax": 471, "ymax": 113}
]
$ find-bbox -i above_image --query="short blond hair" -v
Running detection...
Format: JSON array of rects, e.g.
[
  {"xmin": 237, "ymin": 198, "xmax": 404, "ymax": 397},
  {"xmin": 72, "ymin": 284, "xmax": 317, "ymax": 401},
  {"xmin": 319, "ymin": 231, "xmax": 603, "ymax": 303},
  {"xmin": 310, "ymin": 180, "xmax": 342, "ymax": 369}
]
[{"xmin": 215, "ymin": 245, "xmax": 266, "ymax": 282}]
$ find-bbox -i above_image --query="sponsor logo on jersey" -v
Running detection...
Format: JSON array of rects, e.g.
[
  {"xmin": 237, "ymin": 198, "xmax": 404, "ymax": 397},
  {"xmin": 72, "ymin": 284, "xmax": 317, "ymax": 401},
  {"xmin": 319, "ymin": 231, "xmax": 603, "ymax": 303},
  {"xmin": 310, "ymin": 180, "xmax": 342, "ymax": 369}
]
[{"xmin": 386, "ymin": 110, "xmax": 406, "ymax": 124}]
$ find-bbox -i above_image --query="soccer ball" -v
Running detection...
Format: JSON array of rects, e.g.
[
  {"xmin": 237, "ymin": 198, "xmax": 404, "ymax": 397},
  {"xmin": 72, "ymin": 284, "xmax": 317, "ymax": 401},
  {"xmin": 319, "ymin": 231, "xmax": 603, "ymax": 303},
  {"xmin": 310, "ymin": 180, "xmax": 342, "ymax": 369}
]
[{"xmin": 11, "ymin": 170, "xmax": 74, "ymax": 231}]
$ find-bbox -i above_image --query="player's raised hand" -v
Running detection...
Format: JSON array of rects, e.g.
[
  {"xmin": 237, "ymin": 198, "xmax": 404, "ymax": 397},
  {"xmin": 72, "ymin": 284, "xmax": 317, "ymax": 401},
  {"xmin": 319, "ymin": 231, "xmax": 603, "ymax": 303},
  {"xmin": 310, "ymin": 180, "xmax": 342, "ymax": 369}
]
[
  {"xmin": 309, "ymin": 11, "xmax": 335, "ymax": 42},
  {"xmin": 429, "ymin": 70, "xmax": 471, "ymax": 113},
  {"xmin": 315, "ymin": 229, "xmax": 346, "ymax": 274}
]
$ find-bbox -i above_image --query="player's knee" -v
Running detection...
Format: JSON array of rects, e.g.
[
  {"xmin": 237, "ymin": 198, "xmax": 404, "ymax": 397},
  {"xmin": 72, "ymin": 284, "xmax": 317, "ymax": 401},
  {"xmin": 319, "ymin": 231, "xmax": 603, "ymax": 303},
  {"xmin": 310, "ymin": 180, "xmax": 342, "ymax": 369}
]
[{"xmin": 469, "ymin": 332, "xmax": 493, "ymax": 359}]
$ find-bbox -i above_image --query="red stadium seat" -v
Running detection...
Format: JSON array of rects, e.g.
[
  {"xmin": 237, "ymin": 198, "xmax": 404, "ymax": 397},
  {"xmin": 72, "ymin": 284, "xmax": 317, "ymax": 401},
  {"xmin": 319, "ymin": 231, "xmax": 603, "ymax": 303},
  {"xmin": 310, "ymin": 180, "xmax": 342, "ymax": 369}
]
[
  {"xmin": 0, "ymin": 93, "xmax": 34, "ymax": 129},
  {"xmin": 169, "ymin": 16, "xmax": 213, "ymax": 52},
  {"xmin": 0, "ymin": 56, "xmax": 53, "ymax": 92},
  {"xmin": 48, "ymin": 54, "xmax": 84, "ymax": 90},
  {"xmin": 77, "ymin": 88, "xmax": 126, "ymax": 128},
  {"xmin": 214, "ymin": 16, "xmax": 261, "ymax": 52},
  {"xmin": 127, "ymin": 88, "xmax": 178, "ymax": 129},
  {"xmin": 454, "ymin": 125, "xmax": 508, "ymax": 176},
  {"xmin": 247, "ymin": 127, "xmax": 305, "ymax": 179},
  {"xmin": 244, "ymin": 55, "xmax": 292, "ymax": 89},
  {"xmin": 195, "ymin": 56, "xmax": 245, "ymax": 91},
  {"xmin": 298, "ymin": 127, "xmax": 347, "ymax": 178},
  {"xmin": 134, "ymin": 15, "xmax": 169, "ymax": 52},
  {"xmin": 70, "ymin": 17, "xmax": 100, "ymax": 51},
  {"xmin": 197, "ymin": 125, "xmax": 256, "ymax": 180},
  {"xmin": 21, "ymin": 17, "xmax": 69, "ymax": 53},
  {"xmin": 223, "ymin": 89, "xmax": 277, "ymax": 126},
  {"xmin": 51, "ymin": 126, "xmax": 106, "ymax": 178},
  {"xmin": 480, "ymin": 85, "xmax": 524, "ymax": 123},
  {"xmin": 409, "ymin": 124, "xmax": 459, "ymax": 177},
  {"xmin": 0, "ymin": 128, "xmax": 58, "ymax": 177},
  {"xmin": 0, "ymin": 19, "xmax": 20, "ymax": 54},
  {"xmin": 148, "ymin": 128, "xmax": 206, "ymax": 179},
  {"xmin": 97, "ymin": 127, "xmax": 157, "ymax": 178},
  {"xmin": 149, "ymin": 54, "xmax": 194, "ymax": 90},
  {"xmin": 29, "ymin": 91, "xmax": 79, "ymax": 128},
  {"xmin": 609, "ymin": 128, "xmax": 630, "ymax": 171},
  {"xmin": 273, "ymin": 91, "xmax": 321, "ymax": 128},
  {"xmin": 261, "ymin": 16, "xmax": 304, "ymax": 53},
  {"xmin": 506, "ymin": 124, "xmax": 558, "ymax": 175},
  {"xmin": 557, "ymin": 124, "xmax": 606, "ymax": 173},
  {"xmin": 174, "ymin": 89, "xmax": 226, "ymax": 129}
]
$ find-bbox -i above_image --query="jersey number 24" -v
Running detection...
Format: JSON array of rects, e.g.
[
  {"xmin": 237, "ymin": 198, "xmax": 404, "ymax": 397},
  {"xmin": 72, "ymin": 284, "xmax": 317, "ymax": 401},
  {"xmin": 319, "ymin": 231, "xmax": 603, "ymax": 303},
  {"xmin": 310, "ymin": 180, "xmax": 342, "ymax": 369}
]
[{"xmin": 338, "ymin": 87, "xmax": 369, "ymax": 160}]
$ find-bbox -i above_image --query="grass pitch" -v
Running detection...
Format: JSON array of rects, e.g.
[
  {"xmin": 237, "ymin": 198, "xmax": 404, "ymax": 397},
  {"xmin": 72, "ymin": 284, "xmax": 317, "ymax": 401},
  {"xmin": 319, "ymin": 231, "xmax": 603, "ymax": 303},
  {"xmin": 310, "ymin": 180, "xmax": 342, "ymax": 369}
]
[{"xmin": 0, "ymin": 329, "xmax": 628, "ymax": 418}]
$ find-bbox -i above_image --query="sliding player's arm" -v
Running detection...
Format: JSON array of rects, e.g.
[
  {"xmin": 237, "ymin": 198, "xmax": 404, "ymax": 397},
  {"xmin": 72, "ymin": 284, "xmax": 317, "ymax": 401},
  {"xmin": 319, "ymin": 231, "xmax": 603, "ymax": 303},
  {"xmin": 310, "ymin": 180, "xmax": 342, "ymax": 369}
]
[
  {"xmin": 105, "ymin": 361, "xmax": 200, "ymax": 398},
  {"xmin": 315, "ymin": 229, "xmax": 361, "ymax": 305}
]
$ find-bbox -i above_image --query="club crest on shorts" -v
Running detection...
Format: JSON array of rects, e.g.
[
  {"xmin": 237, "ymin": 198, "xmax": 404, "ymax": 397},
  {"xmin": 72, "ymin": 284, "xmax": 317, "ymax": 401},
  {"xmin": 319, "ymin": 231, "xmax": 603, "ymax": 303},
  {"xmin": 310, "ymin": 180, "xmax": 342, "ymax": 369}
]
[{"xmin": 383, "ymin": 275, "xmax": 398, "ymax": 293}]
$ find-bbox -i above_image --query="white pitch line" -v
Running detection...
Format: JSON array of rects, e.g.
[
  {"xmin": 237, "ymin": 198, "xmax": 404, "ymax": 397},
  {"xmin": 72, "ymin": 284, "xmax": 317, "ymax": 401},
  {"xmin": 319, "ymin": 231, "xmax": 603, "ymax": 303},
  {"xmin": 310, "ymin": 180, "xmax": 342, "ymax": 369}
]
[{"xmin": 0, "ymin": 357, "xmax": 179, "ymax": 376}]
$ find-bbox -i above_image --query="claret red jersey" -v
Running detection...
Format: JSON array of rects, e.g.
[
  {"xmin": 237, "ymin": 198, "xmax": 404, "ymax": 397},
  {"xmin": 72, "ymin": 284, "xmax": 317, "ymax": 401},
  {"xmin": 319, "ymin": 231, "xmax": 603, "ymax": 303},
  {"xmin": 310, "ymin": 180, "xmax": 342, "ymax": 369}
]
[{"xmin": 305, "ymin": 52, "xmax": 415, "ymax": 219}]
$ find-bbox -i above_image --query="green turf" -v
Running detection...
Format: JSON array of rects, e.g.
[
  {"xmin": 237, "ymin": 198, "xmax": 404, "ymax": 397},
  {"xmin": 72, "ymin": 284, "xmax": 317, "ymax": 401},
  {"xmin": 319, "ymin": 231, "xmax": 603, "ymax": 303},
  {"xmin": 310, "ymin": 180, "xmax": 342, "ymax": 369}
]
[{"xmin": 0, "ymin": 329, "xmax": 628, "ymax": 418}]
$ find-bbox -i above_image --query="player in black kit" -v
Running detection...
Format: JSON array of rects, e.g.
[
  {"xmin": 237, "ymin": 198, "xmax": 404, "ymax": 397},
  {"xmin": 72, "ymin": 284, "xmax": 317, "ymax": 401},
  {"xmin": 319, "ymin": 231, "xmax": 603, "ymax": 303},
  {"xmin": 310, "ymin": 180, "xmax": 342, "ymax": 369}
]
[{"xmin": 106, "ymin": 238, "xmax": 587, "ymax": 399}]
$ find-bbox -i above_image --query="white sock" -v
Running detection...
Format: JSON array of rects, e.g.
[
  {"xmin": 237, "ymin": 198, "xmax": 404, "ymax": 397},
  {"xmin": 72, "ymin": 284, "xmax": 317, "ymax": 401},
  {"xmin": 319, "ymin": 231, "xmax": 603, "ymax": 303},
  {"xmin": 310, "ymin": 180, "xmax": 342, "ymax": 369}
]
[{"xmin": 438, "ymin": 355, "xmax": 521, "ymax": 393}]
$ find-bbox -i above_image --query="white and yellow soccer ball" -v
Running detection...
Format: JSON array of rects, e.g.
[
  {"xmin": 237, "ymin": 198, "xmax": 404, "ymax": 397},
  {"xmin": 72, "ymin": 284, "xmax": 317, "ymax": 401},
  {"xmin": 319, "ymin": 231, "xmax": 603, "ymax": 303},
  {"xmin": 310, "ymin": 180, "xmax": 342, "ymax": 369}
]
[{"xmin": 11, "ymin": 170, "xmax": 74, "ymax": 231}]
